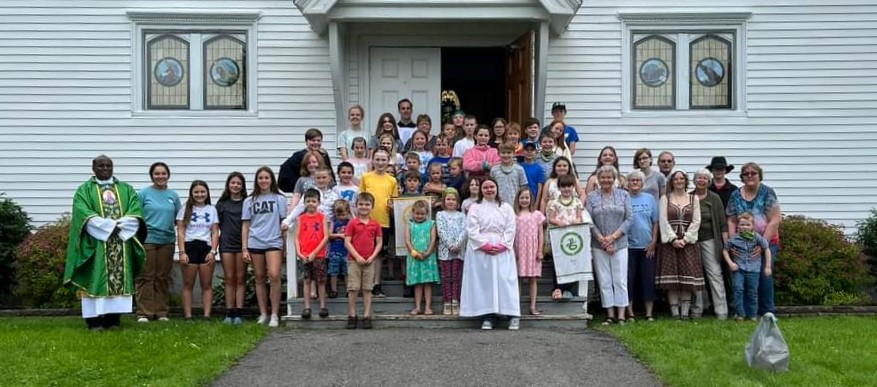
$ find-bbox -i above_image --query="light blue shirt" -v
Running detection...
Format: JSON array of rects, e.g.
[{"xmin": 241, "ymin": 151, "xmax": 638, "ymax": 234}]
[
  {"xmin": 628, "ymin": 193, "xmax": 658, "ymax": 249},
  {"xmin": 138, "ymin": 186, "xmax": 181, "ymax": 244}
]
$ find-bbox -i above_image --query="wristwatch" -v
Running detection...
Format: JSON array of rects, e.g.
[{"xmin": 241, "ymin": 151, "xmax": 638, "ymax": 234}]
[{"xmin": 210, "ymin": 250, "xmax": 217, "ymax": 255}]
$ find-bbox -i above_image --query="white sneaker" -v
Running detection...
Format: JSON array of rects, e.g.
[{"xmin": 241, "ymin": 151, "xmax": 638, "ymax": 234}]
[
  {"xmin": 137, "ymin": 317, "xmax": 149, "ymax": 323},
  {"xmin": 157, "ymin": 317, "xmax": 169, "ymax": 322},
  {"xmin": 268, "ymin": 315, "xmax": 279, "ymax": 328},
  {"xmin": 509, "ymin": 317, "xmax": 521, "ymax": 330},
  {"xmin": 256, "ymin": 314, "xmax": 269, "ymax": 325},
  {"xmin": 481, "ymin": 320, "xmax": 493, "ymax": 330}
]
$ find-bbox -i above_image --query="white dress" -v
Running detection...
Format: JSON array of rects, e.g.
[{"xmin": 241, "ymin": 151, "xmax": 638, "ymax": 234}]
[{"xmin": 459, "ymin": 200, "xmax": 521, "ymax": 318}]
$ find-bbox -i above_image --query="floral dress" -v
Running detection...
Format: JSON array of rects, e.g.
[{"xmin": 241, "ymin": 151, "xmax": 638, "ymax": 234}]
[
  {"xmin": 406, "ymin": 219, "xmax": 440, "ymax": 285},
  {"xmin": 437, "ymin": 211, "xmax": 466, "ymax": 261},
  {"xmin": 515, "ymin": 211, "xmax": 545, "ymax": 277}
]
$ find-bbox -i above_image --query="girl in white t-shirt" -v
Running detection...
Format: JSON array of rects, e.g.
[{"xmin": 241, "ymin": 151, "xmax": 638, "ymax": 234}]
[{"xmin": 176, "ymin": 180, "xmax": 219, "ymax": 320}]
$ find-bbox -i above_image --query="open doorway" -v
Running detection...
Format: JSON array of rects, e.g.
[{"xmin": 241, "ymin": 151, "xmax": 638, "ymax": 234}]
[{"xmin": 441, "ymin": 47, "xmax": 506, "ymax": 125}]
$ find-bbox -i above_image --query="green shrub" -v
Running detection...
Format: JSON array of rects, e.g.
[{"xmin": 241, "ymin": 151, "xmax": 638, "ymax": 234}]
[
  {"xmin": 212, "ymin": 266, "xmax": 260, "ymax": 308},
  {"xmin": 14, "ymin": 215, "xmax": 78, "ymax": 308},
  {"xmin": 777, "ymin": 215, "xmax": 873, "ymax": 305},
  {"xmin": 0, "ymin": 194, "xmax": 31, "ymax": 300},
  {"xmin": 855, "ymin": 208, "xmax": 877, "ymax": 278}
]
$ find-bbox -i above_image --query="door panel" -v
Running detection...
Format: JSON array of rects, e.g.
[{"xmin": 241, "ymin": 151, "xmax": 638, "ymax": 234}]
[
  {"xmin": 506, "ymin": 30, "xmax": 533, "ymax": 125},
  {"xmin": 369, "ymin": 47, "xmax": 441, "ymax": 134}
]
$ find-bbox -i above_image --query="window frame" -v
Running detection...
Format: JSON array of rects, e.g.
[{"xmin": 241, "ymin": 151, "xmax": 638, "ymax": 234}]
[
  {"xmin": 128, "ymin": 11, "xmax": 260, "ymax": 116},
  {"xmin": 618, "ymin": 12, "xmax": 751, "ymax": 116}
]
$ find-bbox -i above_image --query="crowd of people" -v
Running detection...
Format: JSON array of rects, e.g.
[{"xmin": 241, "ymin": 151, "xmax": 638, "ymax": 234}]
[{"xmin": 63, "ymin": 99, "xmax": 781, "ymax": 331}]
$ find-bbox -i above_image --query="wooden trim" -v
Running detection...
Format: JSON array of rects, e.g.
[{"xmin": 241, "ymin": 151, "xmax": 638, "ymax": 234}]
[{"xmin": 126, "ymin": 10, "xmax": 262, "ymax": 25}]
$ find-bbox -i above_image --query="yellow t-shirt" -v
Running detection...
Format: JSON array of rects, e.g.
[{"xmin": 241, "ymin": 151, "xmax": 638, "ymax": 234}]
[{"xmin": 359, "ymin": 171, "xmax": 398, "ymax": 227}]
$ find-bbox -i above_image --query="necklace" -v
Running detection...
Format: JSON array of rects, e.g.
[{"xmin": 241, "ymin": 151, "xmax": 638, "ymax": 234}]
[{"xmin": 559, "ymin": 195, "xmax": 574, "ymax": 206}]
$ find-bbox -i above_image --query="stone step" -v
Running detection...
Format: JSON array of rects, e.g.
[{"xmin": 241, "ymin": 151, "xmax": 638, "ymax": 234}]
[
  {"xmin": 281, "ymin": 314, "xmax": 592, "ymax": 330},
  {"xmin": 303, "ymin": 279, "xmax": 568, "ymax": 298},
  {"xmin": 286, "ymin": 296, "xmax": 591, "ymax": 317}
]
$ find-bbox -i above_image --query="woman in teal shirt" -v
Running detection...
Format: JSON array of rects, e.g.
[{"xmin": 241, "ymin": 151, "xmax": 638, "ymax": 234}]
[{"xmin": 136, "ymin": 162, "xmax": 181, "ymax": 322}]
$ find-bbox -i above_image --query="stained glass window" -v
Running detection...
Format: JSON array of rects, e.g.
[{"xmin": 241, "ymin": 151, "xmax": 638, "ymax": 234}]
[
  {"xmin": 633, "ymin": 35, "xmax": 675, "ymax": 109},
  {"xmin": 147, "ymin": 34, "xmax": 190, "ymax": 109},
  {"xmin": 204, "ymin": 34, "xmax": 246, "ymax": 110},
  {"xmin": 690, "ymin": 34, "xmax": 733, "ymax": 109}
]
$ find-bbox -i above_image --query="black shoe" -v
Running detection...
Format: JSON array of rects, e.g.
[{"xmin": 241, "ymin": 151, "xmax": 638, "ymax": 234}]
[
  {"xmin": 362, "ymin": 316, "xmax": 373, "ymax": 329},
  {"xmin": 372, "ymin": 285, "xmax": 386, "ymax": 298},
  {"xmin": 347, "ymin": 316, "xmax": 357, "ymax": 329},
  {"xmin": 319, "ymin": 308, "xmax": 329, "ymax": 318},
  {"xmin": 301, "ymin": 308, "xmax": 312, "ymax": 319}
]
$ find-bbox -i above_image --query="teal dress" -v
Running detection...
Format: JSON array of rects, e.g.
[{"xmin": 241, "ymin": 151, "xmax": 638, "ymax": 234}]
[{"xmin": 406, "ymin": 219, "xmax": 440, "ymax": 285}]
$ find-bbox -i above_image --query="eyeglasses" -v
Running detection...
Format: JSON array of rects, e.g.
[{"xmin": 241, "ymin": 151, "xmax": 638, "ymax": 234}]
[
  {"xmin": 659, "ymin": 159, "xmax": 673, "ymax": 163},
  {"xmin": 741, "ymin": 172, "xmax": 758, "ymax": 177}
]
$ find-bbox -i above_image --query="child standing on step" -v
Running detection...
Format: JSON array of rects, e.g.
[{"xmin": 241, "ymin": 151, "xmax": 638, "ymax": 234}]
[
  {"xmin": 292, "ymin": 189, "xmax": 331, "ymax": 319},
  {"xmin": 327, "ymin": 199, "xmax": 351, "ymax": 299},
  {"xmin": 514, "ymin": 187, "xmax": 546, "ymax": 316},
  {"xmin": 405, "ymin": 200, "xmax": 439, "ymax": 315},
  {"xmin": 423, "ymin": 162, "xmax": 447, "ymax": 213},
  {"xmin": 348, "ymin": 137, "xmax": 371, "ymax": 182},
  {"xmin": 333, "ymin": 162, "xmax": 360, "ymax": 206},
  {"xmin": 359, "ymin": 148, "xmax": 398, "ymax": 298},
  {"xmin": 345, "ymin": 192, "xmax": 383, "ymax": 329},
  {"xmin": 176, "ymin": 180, "xmax": 220, "ymax": 321},
  {"xmin": 436, "ymin": 188, "xmax": 466, "ymax": 315}
]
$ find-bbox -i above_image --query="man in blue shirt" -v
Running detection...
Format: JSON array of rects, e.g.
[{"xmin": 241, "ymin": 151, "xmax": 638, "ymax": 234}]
[{"xmin": 543, "ymin": 102, "xmax": 580, "ymax": 155}]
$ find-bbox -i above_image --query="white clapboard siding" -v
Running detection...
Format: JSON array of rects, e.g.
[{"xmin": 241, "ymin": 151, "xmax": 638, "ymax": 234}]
[
  {"xmin": 549, "ymin": 1, "xmax": 877, "ymax": 232},
  {"xmin": 0, "ymin": 1, "xmax": 336, "ymax": 225}
]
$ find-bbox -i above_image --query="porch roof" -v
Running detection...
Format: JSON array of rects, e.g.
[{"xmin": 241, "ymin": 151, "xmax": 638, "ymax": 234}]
[{"xmin": 293, "ymin": 0, "xmax": 582, "ymax": 36}]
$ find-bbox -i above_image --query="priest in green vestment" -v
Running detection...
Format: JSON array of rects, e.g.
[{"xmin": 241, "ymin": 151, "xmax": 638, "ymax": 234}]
[{"xmin": 64, "ymin": 155, "xmax": 147, "ymax": 330}]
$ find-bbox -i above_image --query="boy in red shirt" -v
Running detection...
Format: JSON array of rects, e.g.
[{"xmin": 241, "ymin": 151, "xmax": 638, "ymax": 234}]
[
  {"xmin": 344, "ymin": 192, "xmax": 383, "ymax": 329},
  {"xmin": 293, "ymin": 189, "xmax": 331, "ymax": 319}
]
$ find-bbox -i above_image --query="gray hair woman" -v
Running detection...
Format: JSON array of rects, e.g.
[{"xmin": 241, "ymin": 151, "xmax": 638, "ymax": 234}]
[
  {"xmin": 625, "ymin": 170, "xmax": 659, "ymax": 321},
  {"xmin": 585, "ymin": 165, "xmax": 633, "ymax": 325},
  {"xmin": 691, "ymin": 169, "xmax": 729, "ymax": 319}
]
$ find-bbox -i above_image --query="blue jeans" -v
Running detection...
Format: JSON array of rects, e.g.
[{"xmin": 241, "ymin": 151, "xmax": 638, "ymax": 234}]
[
  {"xmin": 733, "ymin": 269, "xmax": 759, "ymax": 318},
  {"xmin": 758, "ymin": 244, "xmax": 778, "ymax": 315}
]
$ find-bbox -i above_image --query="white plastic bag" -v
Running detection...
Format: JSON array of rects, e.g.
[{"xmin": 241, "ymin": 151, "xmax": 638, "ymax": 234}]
[{"xmin": 745, "ymin": 313, "xmax": 790, "ymax": 372}]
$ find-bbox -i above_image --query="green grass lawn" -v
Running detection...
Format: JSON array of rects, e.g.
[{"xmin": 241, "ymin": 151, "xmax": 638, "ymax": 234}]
[
  {"xmin": 601, "ymin": 316, "xmax": 876, "ymax": 387},
  {"xmin": 0, "ymin": 316, "xmax": 268, "ymax": 387}
]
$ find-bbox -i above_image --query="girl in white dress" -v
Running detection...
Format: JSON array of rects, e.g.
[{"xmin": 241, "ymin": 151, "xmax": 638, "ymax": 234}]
[{"xmin": 460, "ymin": 177, "xmax": 521, "ymax": 330}]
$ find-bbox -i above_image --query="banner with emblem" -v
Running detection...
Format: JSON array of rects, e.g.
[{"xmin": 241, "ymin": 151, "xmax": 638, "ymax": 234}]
[
  {"xmin": 549, "ymin": 223, "xmax": 593, "ymax": 284},
  {"xmin": 392, "ymin": 196, "xmax": 433, "ymax": 256}
]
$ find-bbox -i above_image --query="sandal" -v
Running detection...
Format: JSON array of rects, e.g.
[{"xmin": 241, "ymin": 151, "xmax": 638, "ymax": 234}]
[
  {"xmin": 529, "ymin": 307, "xmax": 543, "ymax": 316},
  {"xmin": 410, "ymin": 308, "xmax": 423, "ymax": 316},
  {"xmin": 551, "ymin": 289, "xmax": 563, "ymax": 301},
  {"xmin": 319, "ymin": 308, "xmax": 329, "ymax": 318},
  {"xmin": 424, "ymin": 309, "xmax": 434, "ymax": 315},
  {"xmin": 646, "ymin": 315, "xmax": 655, "ymax": 322},
  {"xmin": 328, "ymin": 291, "xmax": 338, "ymax": 299},
  {"xmin": 301, "ymin": 308, "xmax": 311, "ymax": 319},
  {"xmin": 627, "ymin": 316, "xmax": 636, "ymax": 323},
  {"xmin": 601, "ymin": 317, "xmax": 615, "ymax": 326},
  {"xmin": 617, "ymin": 318, "xmax": 626, "ymax": 326}
]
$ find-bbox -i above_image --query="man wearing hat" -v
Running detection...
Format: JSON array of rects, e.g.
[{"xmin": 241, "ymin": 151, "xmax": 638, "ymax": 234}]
[
  {"xmin": 519, "ymin": 140, "xmax": 546, "ymax": 200},
  {"xmin": 706, "ymin": 156, "xmax": 736, "ymax": 207},
  {"xmin": 543, "ymin": 102, "xmax": 580, "ymax": 155}
]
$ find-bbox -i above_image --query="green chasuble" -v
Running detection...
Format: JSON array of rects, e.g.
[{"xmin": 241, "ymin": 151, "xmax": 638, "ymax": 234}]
[{"xmin": 64, "ymin": 177, "xmax": 147, "ymax": 297}]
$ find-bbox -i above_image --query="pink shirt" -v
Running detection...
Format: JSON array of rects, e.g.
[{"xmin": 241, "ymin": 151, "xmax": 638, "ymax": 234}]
[{"xmin": 462, "ymin": 145, "xmax": 501, "ymax": 176}]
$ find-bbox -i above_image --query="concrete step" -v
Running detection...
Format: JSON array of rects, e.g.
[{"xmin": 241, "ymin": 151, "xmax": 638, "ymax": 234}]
[
  {"xmin": 281, "ymin": 313, "xmax": 592, "ymax": 330},
  {"xmin": 305, "ymin": 279, "xmax": 568, "ymax": 298},
  {"xmin": 286, "ymin": 296, "xmax": 591, "ymax": 317}
]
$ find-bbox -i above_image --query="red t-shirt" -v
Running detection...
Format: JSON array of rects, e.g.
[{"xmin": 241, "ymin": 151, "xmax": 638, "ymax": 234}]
[
  {"xmin": 345, "ymin": 217, "xmax": 382, "ymax": 261},
  {"xmin": 297, "ymin": 212, "xmax": 327, "ymax": 258}
]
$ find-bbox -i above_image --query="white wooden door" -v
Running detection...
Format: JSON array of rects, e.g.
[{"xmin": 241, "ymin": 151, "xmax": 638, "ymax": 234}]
[{"xmin": 369, "ymin": 47, "xmax": 441, "ymax": 135}]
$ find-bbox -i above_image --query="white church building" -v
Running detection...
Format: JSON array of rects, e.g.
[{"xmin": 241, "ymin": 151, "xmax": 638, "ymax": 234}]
[{"xmin": 1, "ymin": 0, "xmax": 875, "ymax": 231}]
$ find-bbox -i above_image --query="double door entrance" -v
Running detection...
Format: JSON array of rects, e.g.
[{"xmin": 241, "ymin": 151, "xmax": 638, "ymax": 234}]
[{"xmin": 368, "ymin": 31, "xmax": 533, "ymax": 131}]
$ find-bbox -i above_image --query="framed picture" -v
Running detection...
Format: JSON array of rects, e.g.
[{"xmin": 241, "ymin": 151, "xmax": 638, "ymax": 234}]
[{"xmin": 391, "ymin": 196, "xmax": 433, "ymax": 256}]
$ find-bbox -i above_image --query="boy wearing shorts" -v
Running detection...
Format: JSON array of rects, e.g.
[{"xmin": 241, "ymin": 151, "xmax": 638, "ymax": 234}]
[
  {"xmin": 344, "ymin": 192, "xmax": 383, "ymax": 329},
  {"xmin": 292, "ymin": 189, "xmax": 331, "ymax": 319}
]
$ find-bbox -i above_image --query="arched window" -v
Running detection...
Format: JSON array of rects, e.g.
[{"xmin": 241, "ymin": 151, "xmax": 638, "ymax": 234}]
[
  {"xmin": 204, "ymin": 34, "xmax": 247, "ymax": 110},
  {"xmin": 633, "ymin": 35, "xmax": 676, "ymax": 109},
  {"xmin": 690, "ymin": 34, "xmax": 733, "ymax": 109},
  {"xmin": 147, "ymin": 34, "xmax": 190, "ymax": 109}
]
